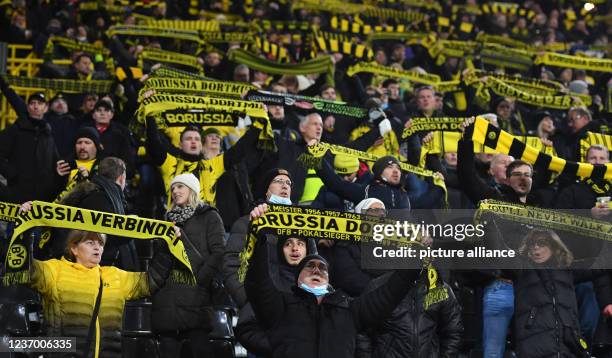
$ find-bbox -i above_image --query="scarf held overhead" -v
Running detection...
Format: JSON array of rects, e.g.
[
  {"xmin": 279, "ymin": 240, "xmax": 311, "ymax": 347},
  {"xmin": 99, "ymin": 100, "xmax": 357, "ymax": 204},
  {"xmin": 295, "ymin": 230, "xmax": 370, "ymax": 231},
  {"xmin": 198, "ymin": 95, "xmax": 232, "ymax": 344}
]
[{"xmin": 2, "ymin": 201, "xmax": 191, "ymax": 286}]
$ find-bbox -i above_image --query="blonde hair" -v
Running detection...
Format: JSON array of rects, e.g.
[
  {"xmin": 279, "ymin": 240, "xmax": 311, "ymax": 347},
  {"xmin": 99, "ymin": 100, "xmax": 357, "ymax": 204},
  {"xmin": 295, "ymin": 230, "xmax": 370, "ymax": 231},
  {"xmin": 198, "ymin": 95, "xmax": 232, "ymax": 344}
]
[
  {"xmin": 169, "ymin": 184, "xmax": 202, "ymax": 210},
  {"xmin": 64, "ymin": 230, "xmax": 106, "ymax": 262},
  {"xmin": 518, "ymin": 229, "xmax": 573, "ymax": 268}
]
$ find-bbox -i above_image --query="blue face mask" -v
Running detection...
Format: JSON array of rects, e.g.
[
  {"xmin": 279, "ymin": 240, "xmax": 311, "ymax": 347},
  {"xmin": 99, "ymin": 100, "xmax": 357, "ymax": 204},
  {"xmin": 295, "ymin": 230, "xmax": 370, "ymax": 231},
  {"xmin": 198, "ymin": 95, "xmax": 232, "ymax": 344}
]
[
  {"xmin": 300, "ymin": 283, "xmax": 329, "ymax": 297},
  {"xmin": 268, "ymin": 194, "xmax": 292, "ymax": 205}
]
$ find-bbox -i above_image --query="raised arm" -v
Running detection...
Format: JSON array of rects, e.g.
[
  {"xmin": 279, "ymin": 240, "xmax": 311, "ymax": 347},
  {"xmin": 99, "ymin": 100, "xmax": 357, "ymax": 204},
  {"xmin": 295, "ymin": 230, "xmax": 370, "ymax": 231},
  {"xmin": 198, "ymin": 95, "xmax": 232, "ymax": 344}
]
[
  {"xmin": 0, "ymin": 75, "xmax": 28, "ymax": 119},
  {"xmin": 315, "ymin": 154, "xmax": 366, "ymax": 204},
  {"xmin": 244, "ymin": 229, "xmax": 285, "ymax": 328},
  {"xmin": 145, "ymin": 116, "xmax": 169, "ymax": 166},
  {"xmin": 351, "ymin": 269, "xmax": 419, "ymax": 330},
  {"xmin": 224, "ymin": 124, "xmax": 262, "ymax": 168},
  {"xmin": 457, "ymin": 138, "xmax": 500, "ymax": 204}
]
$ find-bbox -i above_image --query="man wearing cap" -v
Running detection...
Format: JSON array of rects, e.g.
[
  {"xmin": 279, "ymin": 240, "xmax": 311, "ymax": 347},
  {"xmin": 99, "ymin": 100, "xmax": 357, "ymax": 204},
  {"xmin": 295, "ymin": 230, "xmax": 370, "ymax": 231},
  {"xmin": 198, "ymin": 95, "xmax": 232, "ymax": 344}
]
[
  {"xmin": 53, "ymin": 127, "xmax": 103, "ymax": 203},
  {"xmin": 81, "ymin": 98, "xmax": 135, "ymax": 177},
  {"xmin": 0, "ymin": 75, "xmax": 60, "ymax": 203},
  {"xmin": 244, "ymin": 204, "xmax": 421, "ymax": 358},
  {"xmin": 223, "ymin": 168, "xmax": 293, "ymax": 308},
  {"xmin": 201, "ymin": 127, "xmax": 223, "ymax": 160}
]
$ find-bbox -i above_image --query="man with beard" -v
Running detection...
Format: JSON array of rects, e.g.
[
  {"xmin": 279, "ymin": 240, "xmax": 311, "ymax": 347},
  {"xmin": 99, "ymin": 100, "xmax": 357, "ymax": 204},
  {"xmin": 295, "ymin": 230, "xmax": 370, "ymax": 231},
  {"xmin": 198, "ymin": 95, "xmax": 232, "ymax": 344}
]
[{"xmin": 53, "ymin": 127, "xmax": 102, "ymax": 203}]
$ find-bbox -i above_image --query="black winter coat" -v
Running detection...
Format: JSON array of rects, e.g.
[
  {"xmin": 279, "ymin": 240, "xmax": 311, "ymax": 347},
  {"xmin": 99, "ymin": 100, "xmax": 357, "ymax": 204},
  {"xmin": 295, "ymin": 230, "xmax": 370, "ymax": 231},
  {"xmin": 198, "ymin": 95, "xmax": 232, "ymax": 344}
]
[
  {"xmin": 555, "ymin": 179, "xmax": 610, "ymax": 210},
  {"xmin": 81, "ymin": 120, "xmax": 136, "ymax": 177},
  {"xmin": 223, "ymin": 215, "xmax": 250, "ymax": 308},
  {"xmin": 152, "ymin": 205, "xmax": 225, "ymax": 332},
  {"xmin": 0, "ymin": 117, "xmax": 60, "ymax": 203},
  {"xmin": 245, "ymin": 236, "xmax": 420, "ymax": 358},
  {"xmin": 360, "ymin": 272, "xmax": 463, "ymax": 358},
  {"xmin": 507, "ymin": 268, "xmax": 589, "ymax": 358},
  {"xmin": 0, "ymin": 76, "xmax": 60, "ymax": 203},
  {"xmin": 330, "ymin": 243, "xmax": 376, "ymax": 297},
  {"xmin": 235, "ymin": 237, "xmax": 317, "ymax": 356}
]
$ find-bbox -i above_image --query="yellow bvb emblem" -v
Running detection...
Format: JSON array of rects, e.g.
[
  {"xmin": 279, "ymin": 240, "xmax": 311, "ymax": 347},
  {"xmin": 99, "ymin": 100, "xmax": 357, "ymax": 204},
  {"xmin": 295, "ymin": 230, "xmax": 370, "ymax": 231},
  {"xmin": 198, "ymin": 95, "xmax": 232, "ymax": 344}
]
[
  {"xmin": 308, "ymin": 144, "xmax": 328, "ymax": 157},
  {"xmin": 487, "ymin": 131, "xmax": 497, "ymax": 140},
  {"xmin": 8, "ymin": 244, "xmax": 27, "ymax": 269}
]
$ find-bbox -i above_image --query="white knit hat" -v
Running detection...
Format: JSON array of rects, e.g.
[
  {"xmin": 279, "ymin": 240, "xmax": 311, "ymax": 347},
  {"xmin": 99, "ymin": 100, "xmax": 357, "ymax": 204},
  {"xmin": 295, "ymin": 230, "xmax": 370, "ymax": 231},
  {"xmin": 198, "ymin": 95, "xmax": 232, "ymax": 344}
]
[
  {"xmin": 354, "ymin": 198, "xmax": 385, "ymax": 214},
  {"xmin": 170, "ymin": 173, "xmax": 200, "ymax": 195}
]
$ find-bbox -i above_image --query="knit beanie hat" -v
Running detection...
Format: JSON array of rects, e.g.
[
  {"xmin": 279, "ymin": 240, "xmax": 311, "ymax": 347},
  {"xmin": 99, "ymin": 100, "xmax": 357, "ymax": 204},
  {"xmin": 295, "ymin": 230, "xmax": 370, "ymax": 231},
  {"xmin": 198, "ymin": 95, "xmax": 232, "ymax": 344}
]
[
  {"xmin": 295, "ymin": 254, "xmax": 329, "ymax": 283},
  {"xmin": 253, "ymin": 168, "xmax": 292, "ymax": 201},
  {"xmin": 333, "ymin": 154, "xmax": 359, "ymax": 175},
  {"xmin": 75, "ymin": 126, "xmax": 102, "ymax": 151},
  {"xmin": 372, "ymin": 156, "xmax": 401, "ymax": 179},
  {"xmin": 568, "ymin": 80, "xmax": 589, "ymax": 95},
  {"xmin": 170, "ymin": 173, "xmax": 200, "ymax": 195}
]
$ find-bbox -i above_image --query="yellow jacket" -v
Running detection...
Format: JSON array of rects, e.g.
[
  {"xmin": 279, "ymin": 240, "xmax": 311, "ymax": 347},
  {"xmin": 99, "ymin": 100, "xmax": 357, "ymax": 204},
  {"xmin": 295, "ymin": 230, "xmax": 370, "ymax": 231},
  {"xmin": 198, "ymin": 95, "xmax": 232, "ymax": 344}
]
[{"xmin": 31, "ymin": 258, "xmax": 149, "ymax": 358}]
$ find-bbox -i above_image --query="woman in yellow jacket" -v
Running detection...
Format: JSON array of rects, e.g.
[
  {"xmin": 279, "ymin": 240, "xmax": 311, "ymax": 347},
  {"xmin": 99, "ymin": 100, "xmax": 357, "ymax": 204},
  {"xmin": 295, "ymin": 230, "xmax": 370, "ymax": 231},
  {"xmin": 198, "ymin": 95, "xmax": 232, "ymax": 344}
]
[{"xmin": 30, "ymin": 229, "xmax": 173, "ymax": 358}]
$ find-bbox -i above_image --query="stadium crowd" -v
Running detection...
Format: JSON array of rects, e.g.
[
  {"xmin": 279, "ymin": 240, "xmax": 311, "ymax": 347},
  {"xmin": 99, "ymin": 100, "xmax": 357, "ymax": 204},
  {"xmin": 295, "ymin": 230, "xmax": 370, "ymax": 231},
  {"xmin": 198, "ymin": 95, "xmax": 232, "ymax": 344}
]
[{"xmin": 0, "ymin": 0, "xmax": 611, "ymax": 357}]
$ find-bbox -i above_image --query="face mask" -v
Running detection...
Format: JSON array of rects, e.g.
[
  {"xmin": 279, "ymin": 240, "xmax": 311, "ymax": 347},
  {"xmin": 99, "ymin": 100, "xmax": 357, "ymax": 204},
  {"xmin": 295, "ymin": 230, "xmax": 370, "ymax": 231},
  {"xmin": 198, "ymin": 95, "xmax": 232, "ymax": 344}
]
[
  {"xmin": 268, "ymin": 194, "xmax": 292, "ymax": 205},
  {"xmin": 300, "ymin": 283, "xmax": 329, "ymax": 297}
]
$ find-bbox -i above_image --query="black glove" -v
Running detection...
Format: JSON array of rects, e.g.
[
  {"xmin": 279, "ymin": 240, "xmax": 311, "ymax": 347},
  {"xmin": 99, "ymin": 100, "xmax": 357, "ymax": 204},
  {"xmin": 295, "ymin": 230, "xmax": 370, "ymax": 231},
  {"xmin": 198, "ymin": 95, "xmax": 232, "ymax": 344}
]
[{"xmin": 147, "ymin": 239, "xmax": 174, "ymax": 294}]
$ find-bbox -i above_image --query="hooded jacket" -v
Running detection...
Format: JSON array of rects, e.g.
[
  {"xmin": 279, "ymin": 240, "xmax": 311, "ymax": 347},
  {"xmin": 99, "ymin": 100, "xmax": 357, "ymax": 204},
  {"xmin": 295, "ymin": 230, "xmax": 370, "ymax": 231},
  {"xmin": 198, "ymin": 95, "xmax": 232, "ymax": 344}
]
[
  {"xmin": 245, "ymin": 235, "xmax": 420, "ymax": 358},
  {"xmin": 235, "ymin": 236, "xmax": 317, "ymax": 356}
]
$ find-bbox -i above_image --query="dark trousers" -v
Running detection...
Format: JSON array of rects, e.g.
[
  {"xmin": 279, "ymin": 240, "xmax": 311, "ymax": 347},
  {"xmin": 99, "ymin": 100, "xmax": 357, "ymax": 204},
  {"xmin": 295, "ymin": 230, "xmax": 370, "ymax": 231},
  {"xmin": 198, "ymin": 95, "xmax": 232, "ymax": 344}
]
[{"xmin": 158, "ymin": 329, "xmax": 213, "ymax": 358}]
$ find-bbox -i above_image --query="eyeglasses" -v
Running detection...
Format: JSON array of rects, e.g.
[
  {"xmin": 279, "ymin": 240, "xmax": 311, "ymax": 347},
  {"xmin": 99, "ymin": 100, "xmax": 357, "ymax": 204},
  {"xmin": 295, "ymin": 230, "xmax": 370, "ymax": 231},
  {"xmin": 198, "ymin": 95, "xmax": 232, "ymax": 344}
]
[
  {"xmin": 271, "ymin": 178, "xmax": 292, "ymax": 187},
  {"xmin": 529, "ymin": 238, "xmax": 549, "ymax": 248},
  {"xmin": 364, "ymin": 208, "xmax": 387, "ymax": 216},
  {"xmin": 509, "ymin": 172, "xmax": 532, "ymax": 178},
  {"xmin": 303, "ymin": 261, "xmax": 328, "ymax": 276}
]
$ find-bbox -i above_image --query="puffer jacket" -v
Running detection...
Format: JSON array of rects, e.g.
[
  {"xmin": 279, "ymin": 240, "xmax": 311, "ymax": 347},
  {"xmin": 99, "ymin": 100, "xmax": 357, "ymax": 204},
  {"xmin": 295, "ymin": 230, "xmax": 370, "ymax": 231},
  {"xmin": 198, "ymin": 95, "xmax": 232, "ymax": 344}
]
[
  {"xmin": 508, "ymin": 268, "xmax": 589, "ymax": 358},
  {"xmin": 152, "ymin": 204, "xmax": 225, "ymax": 332},
  {"xmin": 359, "ymin": 271, "xmax": 463, "ymax": 358},
  {"xmin": 30, "ymin": 256, "xmax": 170, "ymax": 358}
]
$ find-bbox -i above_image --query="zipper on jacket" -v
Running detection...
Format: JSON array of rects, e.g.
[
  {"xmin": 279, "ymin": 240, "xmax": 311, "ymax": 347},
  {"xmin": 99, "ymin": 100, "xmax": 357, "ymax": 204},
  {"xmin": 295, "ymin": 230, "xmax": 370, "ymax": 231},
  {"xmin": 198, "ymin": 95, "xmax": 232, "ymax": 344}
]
[
  {"xmin": 412, "ymin": 290, "xmax": 418, "ymax": 356},
  {"xmin": 316, "ymin": 298, "xmax": 321, "ymax": 357}
]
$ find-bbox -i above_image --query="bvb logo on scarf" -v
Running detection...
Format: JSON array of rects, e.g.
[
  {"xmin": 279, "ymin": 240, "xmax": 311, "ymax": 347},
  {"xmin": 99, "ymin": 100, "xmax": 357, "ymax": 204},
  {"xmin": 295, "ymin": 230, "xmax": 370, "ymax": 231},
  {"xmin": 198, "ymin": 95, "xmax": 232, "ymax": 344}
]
[{"xmin": 1, "ymin": 201, "xmax": 191, "ymax": 286}]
